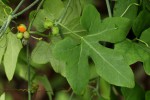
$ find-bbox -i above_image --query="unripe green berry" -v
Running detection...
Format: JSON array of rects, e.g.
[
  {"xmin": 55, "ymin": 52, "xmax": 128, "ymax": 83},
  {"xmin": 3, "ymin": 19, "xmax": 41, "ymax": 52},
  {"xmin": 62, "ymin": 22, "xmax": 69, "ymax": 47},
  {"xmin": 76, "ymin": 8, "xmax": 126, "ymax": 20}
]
[
  {"xmin": 52, "ymin": 26, "xmax": 59, "ymax": 35},
  {"xmin": 17, "ymin": 32, "xmax": 23, "ymax": 39},
  {"xmin": 44, "ymin": 19, "xmax": 53, "ymax": 29},
  {"xmin": 23, "ymin": 31, "xmax": 30, "ymax": 39}
]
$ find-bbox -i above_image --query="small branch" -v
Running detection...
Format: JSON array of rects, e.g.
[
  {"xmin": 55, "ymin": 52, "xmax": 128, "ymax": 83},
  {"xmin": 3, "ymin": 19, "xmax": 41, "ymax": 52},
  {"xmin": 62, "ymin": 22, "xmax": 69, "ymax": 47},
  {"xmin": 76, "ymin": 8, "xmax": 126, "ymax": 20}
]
[
  {"xmin": 12, "ymin": 0, "xmax": 40, "ymax": 18},
  {"xmin": 105, "ymin": 0, "xmax": 112, "ymax": 17},
  {"xmin": 12, "ymin": 0, "xmax": 25, "ymax": 15}
]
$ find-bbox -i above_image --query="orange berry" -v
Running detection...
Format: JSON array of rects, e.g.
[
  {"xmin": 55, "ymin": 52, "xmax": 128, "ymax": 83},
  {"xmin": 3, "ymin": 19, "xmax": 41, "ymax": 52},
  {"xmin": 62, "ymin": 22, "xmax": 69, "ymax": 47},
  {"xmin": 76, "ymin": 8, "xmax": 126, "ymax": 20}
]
[{"xmin": 17, "ymin": 24, "xmax": 27, "ymax": 32}]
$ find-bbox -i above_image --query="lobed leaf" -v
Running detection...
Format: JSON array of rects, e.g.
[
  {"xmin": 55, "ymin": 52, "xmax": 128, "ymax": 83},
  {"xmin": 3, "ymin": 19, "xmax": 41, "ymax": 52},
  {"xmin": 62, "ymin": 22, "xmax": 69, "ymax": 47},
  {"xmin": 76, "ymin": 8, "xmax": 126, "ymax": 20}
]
[
  {"xmin": 115, "ymin": 39, "xmax": 150, "ymax": 75},
  {"xmin": 53, "ymin": 4, "xmax": 135, "ymax": 94}
]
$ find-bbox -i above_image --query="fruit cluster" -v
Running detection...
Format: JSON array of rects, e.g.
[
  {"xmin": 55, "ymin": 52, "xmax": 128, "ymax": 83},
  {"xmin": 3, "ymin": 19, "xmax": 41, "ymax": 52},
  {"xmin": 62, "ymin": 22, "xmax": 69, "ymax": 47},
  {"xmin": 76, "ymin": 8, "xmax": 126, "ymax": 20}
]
[
  {"xmin": 17, "ymin": 24, "xmax": 30, "ymax": 39},
  {"xmin": 44, "ymin": 18, "xmax": 59, "ymax": 35}
]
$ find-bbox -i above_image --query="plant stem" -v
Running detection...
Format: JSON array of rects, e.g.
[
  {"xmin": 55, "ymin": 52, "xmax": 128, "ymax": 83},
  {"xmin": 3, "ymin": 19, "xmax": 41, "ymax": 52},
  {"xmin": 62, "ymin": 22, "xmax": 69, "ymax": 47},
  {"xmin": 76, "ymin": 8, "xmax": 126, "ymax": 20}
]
[
  {"xmin": 12, "ymin": 0, "xmax": 40, "ymax": 18},
  {"xmin": 27, "ymin": 42, "xmax": 31, "ymax": 100},
  {"xmin": 12, "ymin": 0, "xmax": 25, "ymax": 15},
  {"xmin": 105, "ymin": 0, "xmax": 112, "ymax": 17},
  {"xmin": 26, "ymin": 1, "xmax": 45, "ymax": 100}
]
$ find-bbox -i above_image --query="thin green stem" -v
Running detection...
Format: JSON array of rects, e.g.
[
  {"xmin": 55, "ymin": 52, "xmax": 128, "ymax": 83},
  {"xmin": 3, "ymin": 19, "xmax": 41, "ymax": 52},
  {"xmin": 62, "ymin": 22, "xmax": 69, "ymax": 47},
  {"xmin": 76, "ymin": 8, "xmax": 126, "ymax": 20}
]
[
  {"xmin": 26, "ymin": 1, "xmax": 45, "ymax": 100},
  {"xmin": 27, "ymin": 42, "xmax": 31, "ymax": 100},
  {"xmin": 105, "ymin": 0, "xmax": 112, "ymax": 17},
  {"xmin": 12, "ymin": 0, "xmax": 25, "ymax": 15},
  {"xmin": 12, "ymin": 0, "xmax": 40, "ymax": 18}
]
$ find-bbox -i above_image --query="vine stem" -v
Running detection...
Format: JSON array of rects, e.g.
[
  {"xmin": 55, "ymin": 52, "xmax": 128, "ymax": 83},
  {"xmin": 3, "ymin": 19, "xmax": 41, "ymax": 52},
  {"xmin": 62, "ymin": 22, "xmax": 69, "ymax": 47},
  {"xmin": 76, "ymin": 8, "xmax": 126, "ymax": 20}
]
[
  {"xmin": 105, "ymin": 0, "xmax": 112, "ymax": 17},
  {"xmin": 27, "ymin": 42, "xmax": 31, "ymax": 100},
  {"xmin": 12, "ymin": 0, "xmax": 25, "ymax": 15},
  {"xmin": 12, "ymin": 0, "xmax": 40, "ymax": 18},
  {"xmin": 26, "ymin": 1, "xmax": 45, "ymax": 100}
]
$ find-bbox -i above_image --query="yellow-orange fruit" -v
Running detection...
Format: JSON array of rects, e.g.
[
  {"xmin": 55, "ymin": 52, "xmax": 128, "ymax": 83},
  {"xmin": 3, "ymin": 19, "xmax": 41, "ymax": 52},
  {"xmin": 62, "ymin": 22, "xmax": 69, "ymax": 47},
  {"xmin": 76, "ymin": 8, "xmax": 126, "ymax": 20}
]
[{"xmin": 17, "ymin": 24, "xmax": 27, "ymax": 32}]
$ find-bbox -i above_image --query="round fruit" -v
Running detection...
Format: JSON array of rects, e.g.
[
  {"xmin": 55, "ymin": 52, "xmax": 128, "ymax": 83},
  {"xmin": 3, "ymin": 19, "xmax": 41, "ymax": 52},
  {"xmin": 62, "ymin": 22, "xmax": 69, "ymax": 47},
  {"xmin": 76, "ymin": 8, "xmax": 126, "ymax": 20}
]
[
  {"xmin": 52, "ymin": 26, "xmax": 59, "ymax": 35},
  {"xmin": 17, "ymin": 24, "xmax": 27, "ymax": 32},
  {"xmin": 17, "ymin": 32, "xmax": 23, "ymax": 39},
  {"xmin": 44, "ymin": 19, "xmax": 53, "ymax": 29},
  {"xmin": 23, "ymin": 31, "xmax": 30, "ymax": 39}
]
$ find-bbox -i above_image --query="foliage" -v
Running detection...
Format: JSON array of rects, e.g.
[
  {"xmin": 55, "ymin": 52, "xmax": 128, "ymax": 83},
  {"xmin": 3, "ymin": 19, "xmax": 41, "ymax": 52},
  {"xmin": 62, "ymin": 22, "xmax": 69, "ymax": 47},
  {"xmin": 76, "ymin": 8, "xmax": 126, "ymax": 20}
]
[{"xmin": 0, "ymin": 0, "xmax": 150, "ymax": 99}]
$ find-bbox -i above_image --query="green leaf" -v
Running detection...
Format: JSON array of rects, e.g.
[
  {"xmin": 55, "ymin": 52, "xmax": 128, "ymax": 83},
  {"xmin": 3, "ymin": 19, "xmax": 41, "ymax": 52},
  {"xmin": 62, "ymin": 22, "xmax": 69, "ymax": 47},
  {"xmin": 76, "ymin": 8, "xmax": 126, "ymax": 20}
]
[
  {"xmin": 81, "ymin": 5, "xmax": 131, "ymax": 43},
  {"xmin": 113, "ymin": 0, "xmax": 138, "ymax": 20},
  {"xmin": 53, "ymin": 4, "xmax": 134, "ymax": 94},
  {"xmin": 0, "ymin": 93, "xmax": 5, "ymax": 100},
  {"xmin": 62, "ymin": 0, "xmax": 83, "ymax": 25},
  {"xmin": 31, "ymin": 41, "xmax": 51, "ymax": 64},
  {"xmin": 132, "ymin": 10, "xmax": 150, "ymax": 37},
  {"xmin": 140, "ymin": 28, "xmax": 150, "ymax": 46},
  {"xmin": 0, "ymin": 0, "xmax": 12, "ymax": 26},
  {"xmin": 99, "ymin": 78, "xmax": 111, "ymax": 100},
  {"xmin": 93, "ymin": 17, "xmax": 131, "ymax": 43},
  {"xmin": 81, "ymin": 4, "xmax": 101, "ymax": 34},
  {"xmin": 53, "ymin": 37, "xmax": 90, "ymax": 94},
  {"xmin": 115, "ymin": 39, "xmax": 150, "ymax": 75},
  {"xmin": 31, "ymin": 40, "xmax": 66, "ymax": 76},
  {"xmin": 0, "ymin": 36, "xmax": 6, "ymax": 63},
  {"xmin": 83, "ymin": 37, "xmax": 134, "ymax": 87},
  {"xmin": 145, "ymin": 91, "xmax": 150, "ymax": 100},
  {"xmin": 3, "ymin": 32, "xmax": 22, "ymax": 81},
  {"xmin": 35, "ymin": 75, "xmax": 53, "ymax": 100},
  {"xmin": 43, "ymin": 0, "xmax": 64, "ymax": 19},
  {"xmin": 121, "ymin": 84, "xmax": 145, "ymax": 100}
]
